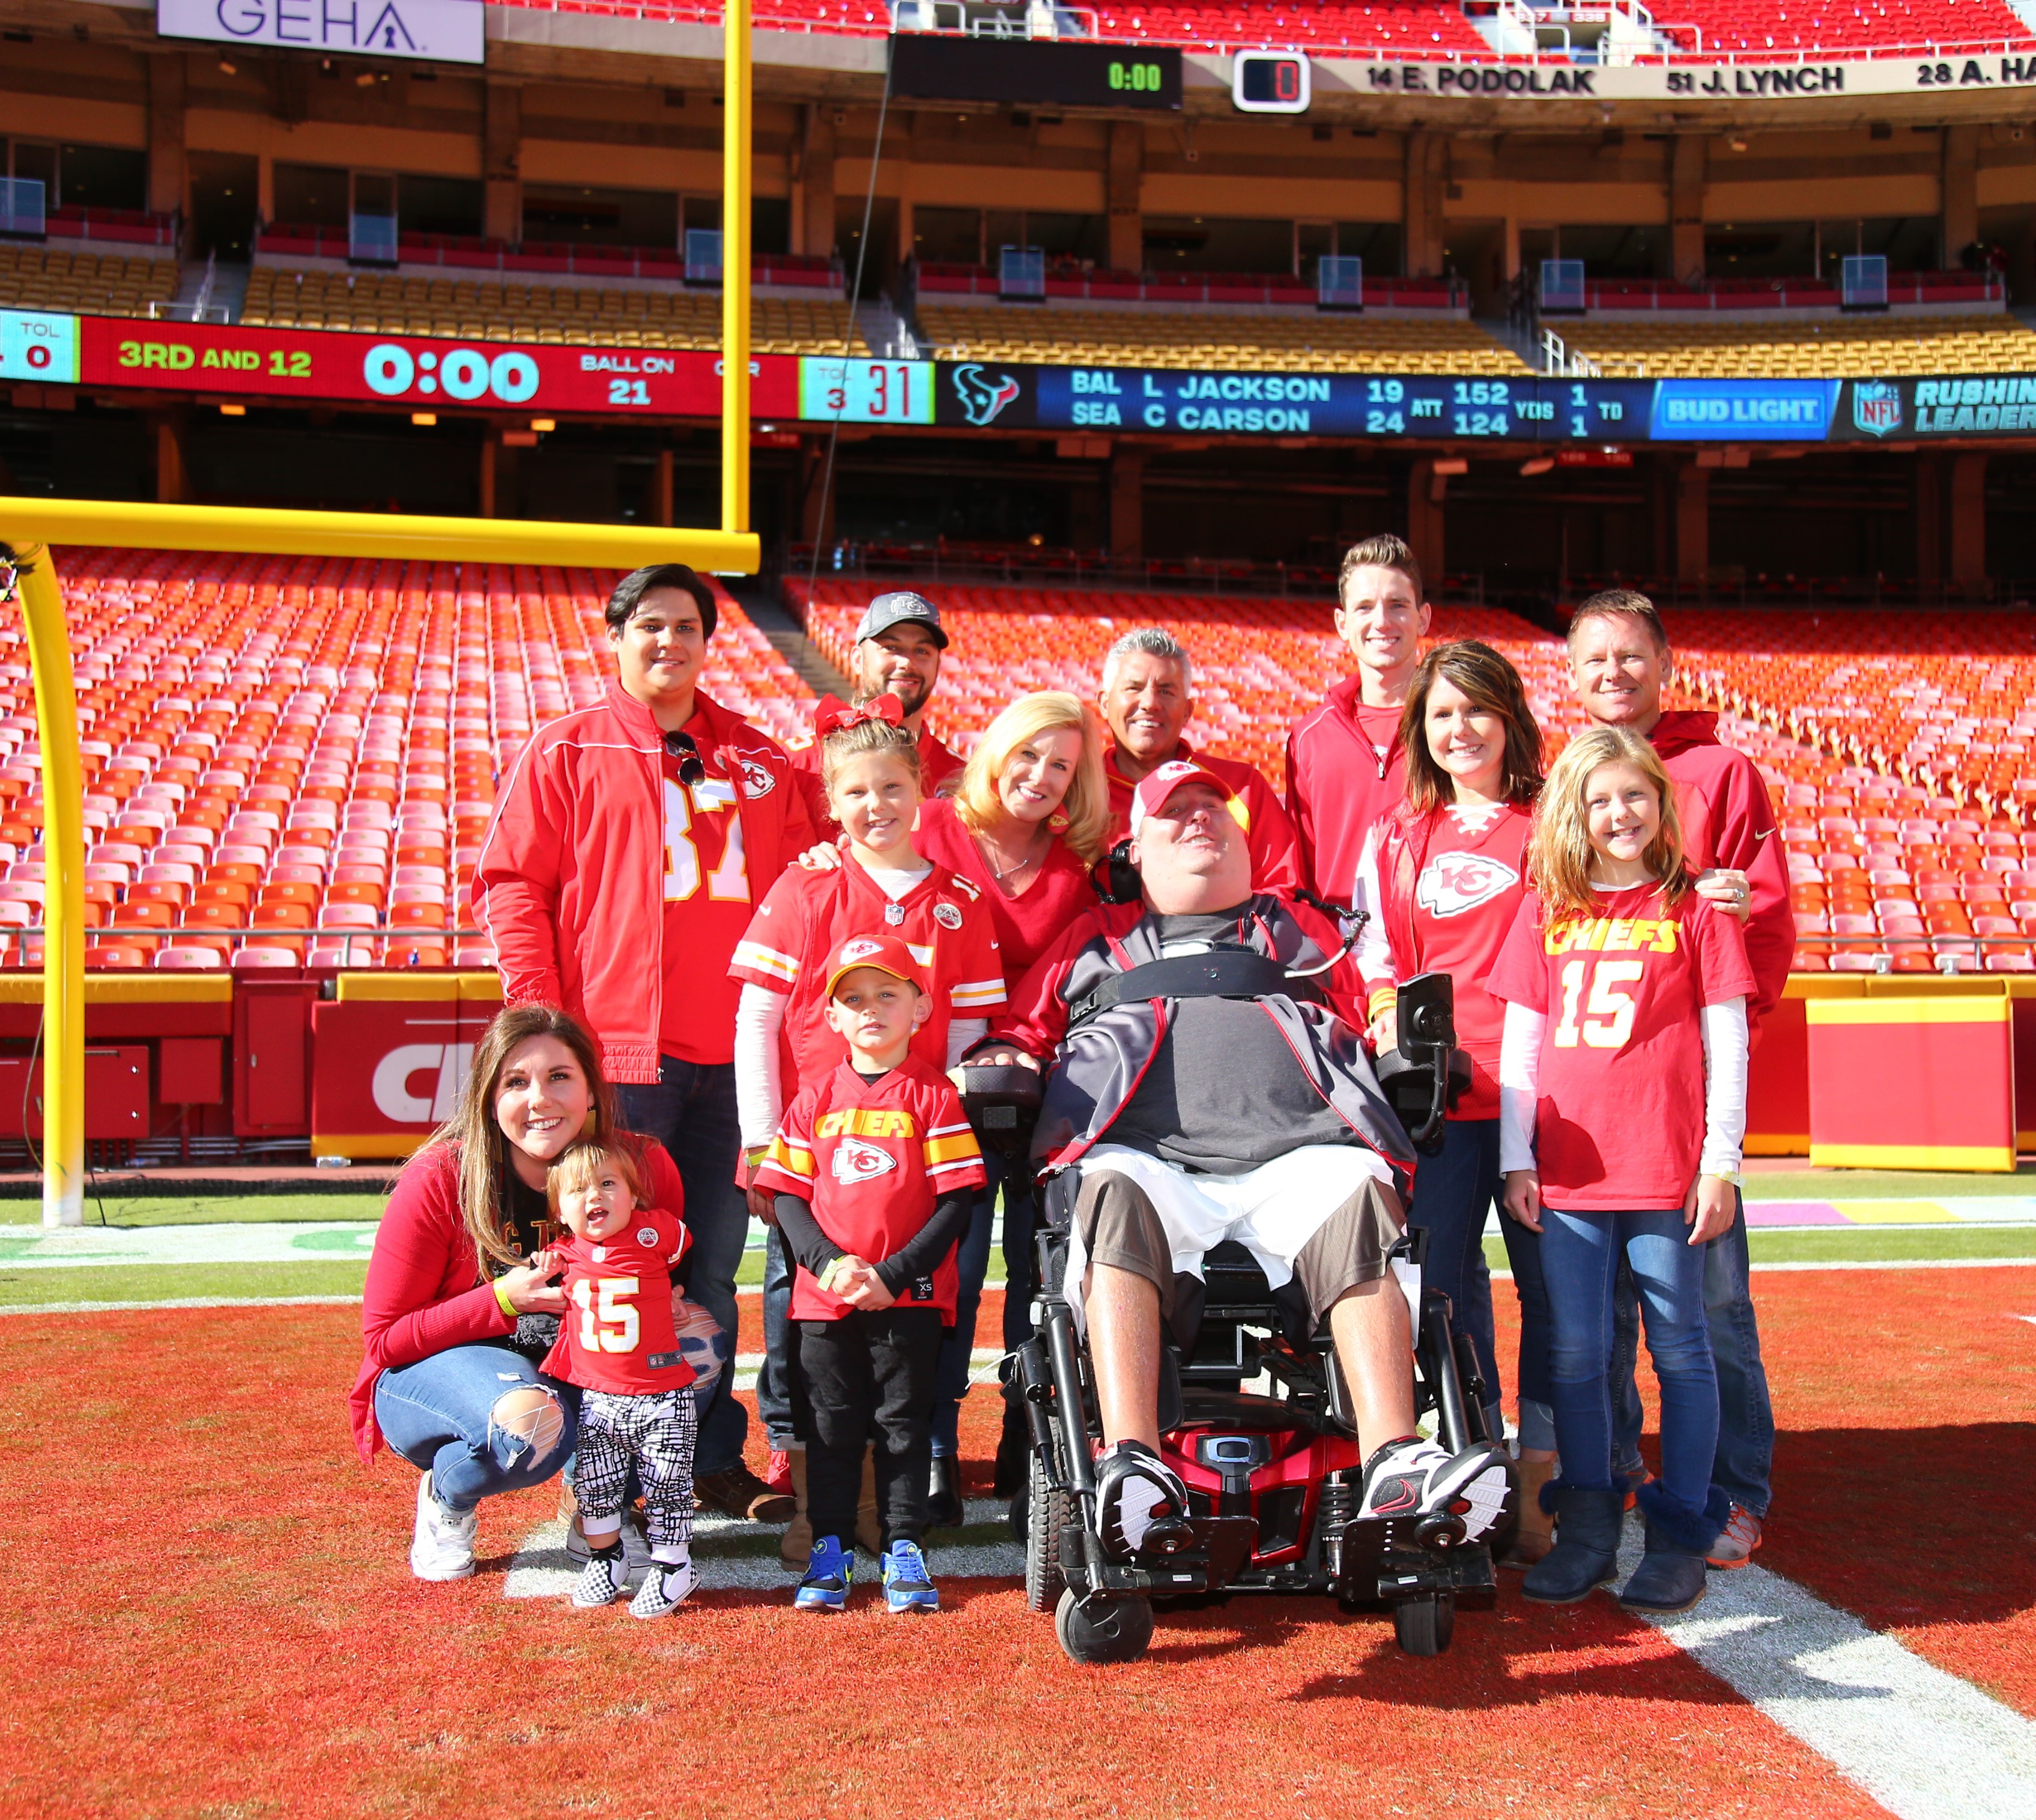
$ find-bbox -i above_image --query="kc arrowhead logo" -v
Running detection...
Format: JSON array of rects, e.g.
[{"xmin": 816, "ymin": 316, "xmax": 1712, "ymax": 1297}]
[{"xmin": 832, "ymin": 1136, "xmax": 898, "ymax": 1185}]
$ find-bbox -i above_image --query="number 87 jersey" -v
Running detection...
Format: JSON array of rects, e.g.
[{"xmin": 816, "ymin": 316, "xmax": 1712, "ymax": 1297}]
[
  {"xmin": 540, "ymin": 1208, "xmax": 698, "ymax": 1395},
  {"xmin": 1486, "ymin": 882, "xmax": 1756, "ymax": 1213}
]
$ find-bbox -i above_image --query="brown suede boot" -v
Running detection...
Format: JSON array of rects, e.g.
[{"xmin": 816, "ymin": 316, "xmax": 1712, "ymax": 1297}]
[
  {"xmin": 1500, "ymin": 1456, "xmax": 1558, "ymax": 1568},
  {"xmin": 779, "ymin": 1448, "xmax": 812, "ymax": 1567},
  {"xmin": 855, "ymin": 1448, "xmax": 883, "ymax": 1556}
]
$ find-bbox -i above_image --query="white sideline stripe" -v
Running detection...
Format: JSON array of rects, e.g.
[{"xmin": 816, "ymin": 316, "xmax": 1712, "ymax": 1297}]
[
  {"xmin": 0, "ymin": 1294, "xmax": 366, "ymax": 1315},
  {"xmin": 1614, "ymin": 1517, "xmax": 2036, "ymax": 1820}
]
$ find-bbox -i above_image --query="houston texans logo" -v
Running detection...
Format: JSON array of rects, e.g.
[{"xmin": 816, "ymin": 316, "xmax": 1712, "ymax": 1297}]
[
  {"xmin": 832, "ymin": 1137, "xmax": 898, "ymax": 1185},
  {"xmin": 1416, "ymin": 852, "xmax": 1520, "ymax": 918},
  {"xmin": 953, "ymin": 363, "xmax": 1021, "ymax": 426}
]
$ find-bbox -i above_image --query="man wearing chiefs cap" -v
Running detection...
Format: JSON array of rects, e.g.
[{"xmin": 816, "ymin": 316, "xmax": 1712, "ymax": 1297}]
[{"xmin": 975, "ymin": 760, "xmax": 1508, "ymax": 1562}]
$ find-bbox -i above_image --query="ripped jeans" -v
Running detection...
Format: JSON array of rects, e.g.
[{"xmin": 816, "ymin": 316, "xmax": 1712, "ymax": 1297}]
[{"xmin": 375, "ymin": 1341, "xmax": 576, "ymax": 1514}]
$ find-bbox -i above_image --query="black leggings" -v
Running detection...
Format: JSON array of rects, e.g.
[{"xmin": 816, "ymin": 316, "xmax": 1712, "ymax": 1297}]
[{"xmin": 795, "ymin": 1308, "xmax": 945, "ymax": 1550}]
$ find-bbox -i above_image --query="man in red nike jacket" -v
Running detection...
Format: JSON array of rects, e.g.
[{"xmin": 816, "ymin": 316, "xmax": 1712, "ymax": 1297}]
[{"xmin": 474, "ymin": 562, "xmax": 814, "ymax": 1523}]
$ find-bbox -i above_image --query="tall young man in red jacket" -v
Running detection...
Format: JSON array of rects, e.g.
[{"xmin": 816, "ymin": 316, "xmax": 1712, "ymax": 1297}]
[
  {"xmin": 1097, "ymin": 626, "xmax": 1301, "ymax": 894},
  {"xmin": 1285, "ymin": 534, "xmax": 1432, "ymax": 907},
  {"xmin": 475, "ymin": 562, "xmax": 815, "ymax": 1523},
  {"xmin": 1569, "ymin": 587, "xmax": 1795, "ymax": 1570}
]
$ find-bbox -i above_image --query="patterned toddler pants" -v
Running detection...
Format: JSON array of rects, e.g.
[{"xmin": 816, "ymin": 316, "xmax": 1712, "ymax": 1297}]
[{"xmin": 574, "ymin": 1386, "xmax": 697, "ymax": 1555}]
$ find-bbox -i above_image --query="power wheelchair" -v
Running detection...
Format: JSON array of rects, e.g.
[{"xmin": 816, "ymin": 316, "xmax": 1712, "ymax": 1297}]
[{"xmin": 960, "ymin": 971, "xmax": 1517, "ymax": 1666}]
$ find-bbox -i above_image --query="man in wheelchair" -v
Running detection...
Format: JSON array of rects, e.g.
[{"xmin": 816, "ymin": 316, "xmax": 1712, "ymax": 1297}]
[{"xmin": 972, "ymin": 762, "xmax": 1512, "ymax": 1651}]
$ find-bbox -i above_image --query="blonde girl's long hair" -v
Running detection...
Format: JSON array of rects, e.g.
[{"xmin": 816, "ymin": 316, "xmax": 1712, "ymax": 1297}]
[
  {"xmin": 405, "ymin": 1003, "xmax": 622, "ymax": 1279},
  {"xmin": 954, "ymin": 690, "xmax": 1112, "ymax": 866},
  {"xmin": 1529, "ymin": 725, "xmax": 1689, "ymax": 918}
]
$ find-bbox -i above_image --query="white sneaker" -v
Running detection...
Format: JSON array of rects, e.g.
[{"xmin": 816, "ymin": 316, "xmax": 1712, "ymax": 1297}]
[
  {"xmin": 1359, "ymin": 1436, "xmax": 1512, "ymax": 1541},
  {"xmin": 409, "ymin": 1473, "xmax": 477, "ymax": 1582},
  {"xmin": 629, "ymin": 1557, "xmax": 701, "ymax": 1619}
]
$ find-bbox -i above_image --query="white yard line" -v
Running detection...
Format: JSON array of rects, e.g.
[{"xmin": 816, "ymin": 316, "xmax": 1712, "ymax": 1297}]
[{"xmin": 1614, "ymin": 1518, "xmax": 2036, "ymax": 1820}]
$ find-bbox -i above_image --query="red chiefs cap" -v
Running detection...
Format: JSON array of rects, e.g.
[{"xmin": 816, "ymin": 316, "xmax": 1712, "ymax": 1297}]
[
  {"xmin": 1127, "ymin": 759, "xmax": 1243, "ymax": 839},
  {"xmin": 823, "ymin": 932, "xmax": 928, "ymax": 999}
]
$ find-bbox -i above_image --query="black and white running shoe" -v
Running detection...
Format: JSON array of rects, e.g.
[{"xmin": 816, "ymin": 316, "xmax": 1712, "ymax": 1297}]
[
  {"xmin": 1359, "ymin": 1435, "xmax": 1512, "ymax": 1541},
  {"xmin": 1093, "ymin": 1439, "xmax": 1195, "ymax": 1559}
]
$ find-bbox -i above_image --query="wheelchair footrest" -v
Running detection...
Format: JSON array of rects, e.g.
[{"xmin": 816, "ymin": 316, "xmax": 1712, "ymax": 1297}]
[{"xmin": 1333, "ymin": 1514, "xmax": 1502, "ymax": 1604}]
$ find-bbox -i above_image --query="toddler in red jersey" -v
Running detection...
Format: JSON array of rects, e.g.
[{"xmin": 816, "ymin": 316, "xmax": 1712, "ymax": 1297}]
[
  {"xmin": 1488, "ymin": 726, "xmax": 1754, "ymax": 1619},
  {"xmin": 535, "ymin": 1142, "xmax": 701, "ymax": 1619},
  {"xmin": 754, "ymin": 933, "xmax": 986, "ymax": 1615}
]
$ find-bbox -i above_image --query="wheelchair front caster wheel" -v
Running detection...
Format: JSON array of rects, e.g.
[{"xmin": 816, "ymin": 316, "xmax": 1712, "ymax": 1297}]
[
  {"xmin": 1055, "ymin": 1588, "xmax": 1154, "ymax": 1665},
  {"xmin": 1392, "ymin": 1591, "xmax": 1455, "ymax": 1658}
]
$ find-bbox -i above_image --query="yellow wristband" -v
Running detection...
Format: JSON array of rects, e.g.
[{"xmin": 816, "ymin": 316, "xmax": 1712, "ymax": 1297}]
[{"xmin": 492, "ymin": 1276, "xmax": 520, "ymax": 1321}]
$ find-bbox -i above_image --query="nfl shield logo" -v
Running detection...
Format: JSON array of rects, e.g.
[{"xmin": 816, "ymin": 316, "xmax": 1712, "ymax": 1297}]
[{"xmin": 1853, "ymin": 381, "xmax": 1903, "ymax": 437}]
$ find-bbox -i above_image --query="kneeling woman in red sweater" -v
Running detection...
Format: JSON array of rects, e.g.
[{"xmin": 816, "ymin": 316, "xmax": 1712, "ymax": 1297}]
[{"xmin": 352, "ymin": 1003, "xmax": 687, "ymax": 1583}]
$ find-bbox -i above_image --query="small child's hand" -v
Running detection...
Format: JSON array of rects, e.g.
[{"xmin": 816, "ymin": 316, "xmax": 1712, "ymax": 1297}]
[{"xmin": 837, "ymin": 1264, "xmax": 895, "ymax": 1311}]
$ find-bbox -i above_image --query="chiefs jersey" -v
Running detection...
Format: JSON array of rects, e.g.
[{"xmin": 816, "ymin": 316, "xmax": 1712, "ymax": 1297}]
[
  {"xmin": 1486, "ymin": 884, "xmax": 1756, "ymax": 1212},
  {"xmin": 754, "ymin": 1057, "xmax": 986, "ymax": 1320},
  {"xmin": 1356, "ymin": 801, "xmax": 1533, "ymax": 1122},
  {"xmin": 729, "ymin": 859, "xmax": 1005, "ymax": 1102},
  {"xmin": 538, "ymin": 1207, "xmax": 697, "ymax": 1395}
]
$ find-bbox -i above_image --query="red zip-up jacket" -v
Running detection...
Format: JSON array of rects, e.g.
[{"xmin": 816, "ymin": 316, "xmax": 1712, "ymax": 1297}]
[
  {"xmin": 1285, "ymin": 676, "xmax": 1410, "ymax": 907},
  {"xmin": 1648, "ymin": 710, "xmax": 1794, "ymax": 1030},
  {"xmin": 1103, "ymin": 739, "xmax": 1302, "ymax": 896},
  {"xmin": 474, "ymin": 682, "xmax": 815, "ymax": 1084},
  {"xmin": 350, "ymin": 1136, "xmax": 686, "ymax": 1460}
]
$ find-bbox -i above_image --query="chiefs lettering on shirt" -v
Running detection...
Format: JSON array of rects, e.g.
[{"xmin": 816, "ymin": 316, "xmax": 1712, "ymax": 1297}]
[
  {"xmin": 539, "ymin": 1207, "xmax": 697, "ymax": 1395},
  {"xmin": 755, "ymin": 1057, "xmax": 987, "ymax": 1319},
  {"xmin": 1486, "ymin": 883, "xmax": 1756, "ymax": 1213},
  {"xmin": 730, "ymin": 863, "xmax": 1006, "ymax": 1098},
  {"xmin": 1356, "ymin": 800, "xmax": 1533, "ymax": 1122},
  {"xmin": 1285, "ymin": 677, "xmax": 1409, "ymax": 906}
]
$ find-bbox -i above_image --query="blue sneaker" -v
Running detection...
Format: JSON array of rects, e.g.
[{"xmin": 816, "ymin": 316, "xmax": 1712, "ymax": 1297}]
[
  {"xmin": 880, "ymin": 1539, "xmax": 940, "ymax": 1614},
  {"xmin": 794, "ymin": 1535, "xmax": 852, "ymax": 1612}
]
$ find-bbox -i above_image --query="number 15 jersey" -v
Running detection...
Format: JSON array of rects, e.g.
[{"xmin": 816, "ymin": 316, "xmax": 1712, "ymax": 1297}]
[
  {"xmin": 1486, "ymin": 882, "xmax": 1754, "ymax": 1212},
  {"xmin": 539, "ymin": 1208, "xmax": 697, "ymax": 1395}
]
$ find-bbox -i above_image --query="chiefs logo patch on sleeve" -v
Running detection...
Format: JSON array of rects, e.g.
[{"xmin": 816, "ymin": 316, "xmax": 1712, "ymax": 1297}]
[
  {"xmin": 1416, "ymin": 852, "xmax": 1521, "ymax": 918},
  {"xmin": 933, "ymin": 902, "xmax": 963, "ymax": 929},
  {"xmin": 831, "ymin": 1136, "xmax": 900, "ymax": 1185}
]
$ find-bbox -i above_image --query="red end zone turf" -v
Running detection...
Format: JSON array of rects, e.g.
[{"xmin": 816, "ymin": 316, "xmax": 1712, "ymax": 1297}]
[{"xmin": 0, "ymin": 1272, "xmax": 2020, "ymax": 1818}]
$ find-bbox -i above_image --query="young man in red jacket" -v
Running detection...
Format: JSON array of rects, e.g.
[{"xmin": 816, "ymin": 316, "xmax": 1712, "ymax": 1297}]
[
  {"xmin": 474, "ymin": 562, "xmax": 816, "ymax": 1523},
  {"xmin": 790, "ymin": 591, "xmax": 965, "ymax": 834},
  {"xmin": 1285, "ymin": 534, "xmax": 1432, "ymax": 907},
  {"xmin": 1097, "ymin": 626, "xmax": 1300, "ymax": 894},
  {"xmin": 1569, "ymin": 587, "xmax": 1795, "ymax": 1571}
]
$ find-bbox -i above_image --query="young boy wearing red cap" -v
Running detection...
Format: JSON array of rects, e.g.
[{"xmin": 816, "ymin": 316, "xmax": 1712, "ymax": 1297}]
[{"xmin": 755, "ymin": 933, "xmax": 987, "ymax": 1615}]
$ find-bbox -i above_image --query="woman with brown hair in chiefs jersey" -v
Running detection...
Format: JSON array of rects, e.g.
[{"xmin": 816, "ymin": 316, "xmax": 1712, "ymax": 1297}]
[{"xmin": 1352, "ymin": 639, "xmax": 1559, "ymax": 1565}]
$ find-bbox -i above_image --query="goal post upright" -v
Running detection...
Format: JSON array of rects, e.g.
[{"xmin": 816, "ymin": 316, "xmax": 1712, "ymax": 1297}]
[
  {"xmin": 723, "ymin": 0, "xmax": 754, "ymax": 538},
  {"xmin": 0, "ymin": 499, "xmax": 759, "ymax": 1226}
]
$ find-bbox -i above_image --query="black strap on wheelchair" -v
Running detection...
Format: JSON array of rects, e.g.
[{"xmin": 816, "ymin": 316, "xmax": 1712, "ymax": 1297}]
[{"xmin": 1067, "ymin": 949, "xmax": 1323, "ymax": 1027}]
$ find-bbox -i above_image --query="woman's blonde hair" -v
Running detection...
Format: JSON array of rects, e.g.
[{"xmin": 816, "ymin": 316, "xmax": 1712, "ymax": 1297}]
[
  {"xmin": 1529, "ymin": 725, "xmax": 1689, "ymax": 917},
  {"xmin": 404, "ymin": 1003, "xmax": 621, "ymax": 1278},
  {"xmin": 955, "ymin": 690, "xmax": 1111, "ymax": 865},
  {"xmin": 545, "ymin": 1138, "xmax": 646, "ymax": 1213}
]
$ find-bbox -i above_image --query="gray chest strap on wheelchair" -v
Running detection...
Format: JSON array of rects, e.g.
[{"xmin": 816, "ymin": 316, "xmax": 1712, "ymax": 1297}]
[{"xmin": 1065, "ymin": 949, "xmax": 1324, "ymax": 1027}]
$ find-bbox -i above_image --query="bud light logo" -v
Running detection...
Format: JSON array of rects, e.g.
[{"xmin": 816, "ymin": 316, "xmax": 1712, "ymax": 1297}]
[{"xmin": 1852, "ymin": 380, "xmax": 1904, "ymax": 438}]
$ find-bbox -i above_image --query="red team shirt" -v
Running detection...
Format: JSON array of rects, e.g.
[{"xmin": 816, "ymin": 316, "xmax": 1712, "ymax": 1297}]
[
  {"xmin": 1486, "ymin": 884, "xmax": 1756, "ymax": 1212},
  {"xmin": 754, "ymin": 1058, "xmax": 988, "ymax": 1320},
  {"xmin": 1359, "ymin": 801, "xmax": 1534, "ymax": 1123},
  {"xmin": 729, "ymin": 861, "xmax": 1007, "ymax": 1098},
  {"xmin": 1285, "ymin": 676, "xmax": 1410, "ymax": 905},
  {"xmin": 539, "ymin": 1207, "xmax": 698, "ymax": 1395},
  {"xmin": 657, "ymin": 712, "xmax": 776, "ymax": 1062}
]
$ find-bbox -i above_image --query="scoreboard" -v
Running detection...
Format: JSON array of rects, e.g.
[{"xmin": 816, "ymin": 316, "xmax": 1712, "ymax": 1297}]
[{"xmin": 887, "ymin": 37, "xmax": 1183, "ymax": 111}]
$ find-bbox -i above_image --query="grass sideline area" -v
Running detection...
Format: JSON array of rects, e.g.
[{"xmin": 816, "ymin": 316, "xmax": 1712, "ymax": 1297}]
[
  {"xmin": 0, "ymin": 1194, "xmax": 391, "ymax": 1226},
  {"xmin": 1745, "ymin": 1165, "xmax": 2036, "ymax": 1199}
]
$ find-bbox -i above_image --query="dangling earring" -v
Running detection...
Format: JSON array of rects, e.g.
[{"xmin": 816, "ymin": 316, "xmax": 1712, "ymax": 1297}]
[
  {"xmin": 1048, "ymin": 810, "xmax": 1070, "ymax": 831},
  {"xmin": 580, "ymin": 1106, "xmax": 597, "ymax": 1136}
]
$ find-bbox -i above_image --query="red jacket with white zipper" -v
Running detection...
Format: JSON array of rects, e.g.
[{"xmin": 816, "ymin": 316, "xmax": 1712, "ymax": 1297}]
[
  {"xmin": 1285, "ymin": 675, "xmax": 1410, "ymax": 906},
  {"xmin": 473, "ymin": 681, "xmax": 815, "ymax": 1084}
]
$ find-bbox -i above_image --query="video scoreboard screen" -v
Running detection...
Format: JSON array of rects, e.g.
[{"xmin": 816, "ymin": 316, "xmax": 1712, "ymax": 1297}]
[{"xmin": 887, "ymin": 37, "xmax": 1183, "ymax": 111}]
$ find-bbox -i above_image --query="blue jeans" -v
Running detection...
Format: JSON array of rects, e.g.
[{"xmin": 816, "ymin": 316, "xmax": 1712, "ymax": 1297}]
[
  {"xmin": 374, "ymin": 1341, "xmax": 575, "ymax": 1513},
  {"xmin": 758, "ymin": 1225, "xmax": 795, "ymax": 1451},
  {"xmin": 1408, "ymin": 1117, "xmax": 1556, "ymax": 1451},
  {"xmin": 1612, "ymin": 1190, "xmax": 1774, "ymax": 1515},
  {"xmin": 616, "ymin": 1057, "xmax": 750, "ymax": 1479},
  {"xmin": 1542, "ymin": 1205, "xmax": 1718, "ymax": 1528}
]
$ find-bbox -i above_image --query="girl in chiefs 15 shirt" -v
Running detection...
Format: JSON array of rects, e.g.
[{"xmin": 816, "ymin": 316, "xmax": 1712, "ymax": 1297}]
[
  {"xmin": 756, "ymin": 934, "xmax": 987, "ymax": 1615},
  {"xmin": 1489, "ymin": 726, "xmax": 1754, "ymax": 1619},
  {"xmin": 1352, "ymin": 640, "xmax": 1558, "ymax": 1566},
  {"xmin": 536, "ymin": 1140, "xmax": 701, "ymax": 1620}
]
